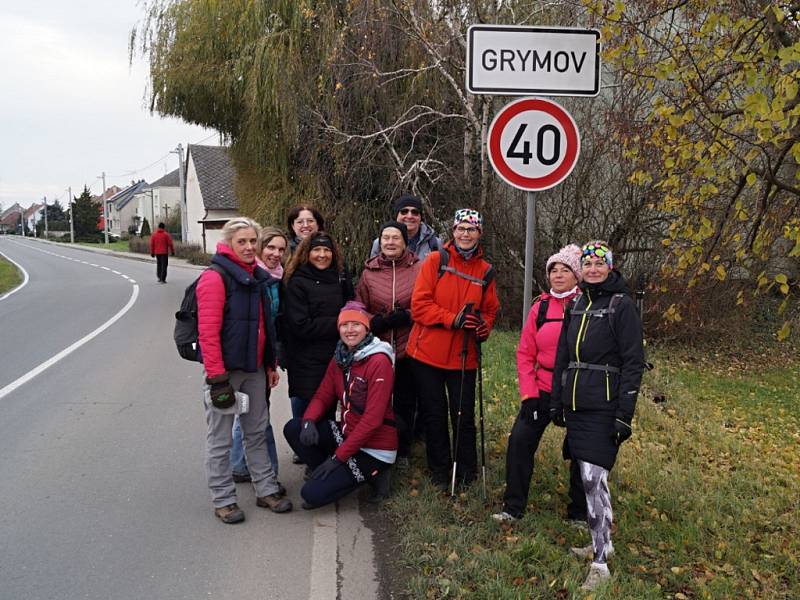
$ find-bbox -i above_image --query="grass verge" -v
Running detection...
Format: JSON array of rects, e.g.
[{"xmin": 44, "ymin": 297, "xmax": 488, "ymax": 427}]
[
  {"xmin": 76, "ymin": 241, "xmax": 130, "ymax": 252},
  {"xmin": 385, "ymin": 331, "xmax": 799, "ymax": 599},
  {"xmin": 0, "ymin": 255, "xmax": 23, "ymax": 294}
]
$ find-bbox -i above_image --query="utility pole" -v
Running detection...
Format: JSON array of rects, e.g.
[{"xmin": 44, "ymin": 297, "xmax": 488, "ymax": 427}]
[
  {"xmin": 43, "ymin": 196, "xmax": 48, "ymax": 238},
  {"xmin": 172, "ymin": 144, "xmax": 187, "ymax": 243},
  {"xmin": 68, "ymin": 186, "xmax": 74, "ymax": 243},
  {"xmin": 99, "ymin": 172, "xmax": 109, "ymax": 244}
]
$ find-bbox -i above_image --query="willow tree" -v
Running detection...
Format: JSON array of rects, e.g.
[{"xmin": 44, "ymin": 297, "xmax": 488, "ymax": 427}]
[{"xmin": 581, "ymin": 1, "xmax": 800, "ymax": 338}]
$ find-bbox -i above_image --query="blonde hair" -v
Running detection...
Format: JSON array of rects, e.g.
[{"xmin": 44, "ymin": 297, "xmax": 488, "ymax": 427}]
[
  {"xmin": 260, "ymin": 226, "xmax": 288, "ymax": 253},
  {"xmin": 222, "ymin": 217, "xmax": 262, "ymax": 243}
]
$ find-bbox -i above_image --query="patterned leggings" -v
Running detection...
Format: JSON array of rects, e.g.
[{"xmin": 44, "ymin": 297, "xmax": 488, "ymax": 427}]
[{"xmin": 579, "ymin": 460, "xmax": 613, "ymax": 564}]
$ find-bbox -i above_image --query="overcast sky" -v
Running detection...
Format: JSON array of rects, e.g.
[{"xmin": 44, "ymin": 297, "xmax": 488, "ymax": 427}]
[{"xmin": 0, "ymin": 1, "xmax": 216, "ymax": 209}]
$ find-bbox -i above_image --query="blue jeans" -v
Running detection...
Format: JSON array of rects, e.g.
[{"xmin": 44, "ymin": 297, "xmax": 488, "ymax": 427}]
[
  {"xmin": 290, "ymin": 395, "xmax": 309, "ymax": 420},
  {"xmin": 230, "ymin": 403, "xmax": 279, "ymax": 476}
]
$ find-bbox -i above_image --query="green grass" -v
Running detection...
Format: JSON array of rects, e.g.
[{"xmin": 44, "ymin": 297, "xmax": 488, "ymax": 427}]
[
  {"xmin": 75, "ymin": 240, "xmax": 131, "ymax": 252},
  {"xmin": 0, "ymin": 255, "xmax": 23, "ymax": 294},
  {"xmin": 386, "ymin": 332, "xmax": 800, "ymax": 599}
]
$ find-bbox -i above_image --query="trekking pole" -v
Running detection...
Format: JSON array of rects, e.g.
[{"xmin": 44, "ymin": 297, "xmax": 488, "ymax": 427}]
[
  {"xmin": 475, "ymin": 325, "xmax": 487, "ymax": 503},
  {"xmin": 451, "ymin": 303, "xmax": 473, "ymax": 497}
]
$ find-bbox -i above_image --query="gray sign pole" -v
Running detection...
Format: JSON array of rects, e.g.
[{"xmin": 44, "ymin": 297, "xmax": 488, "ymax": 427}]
[{"xmin": 522, "ymin": 190, "xmax": 535, "ymax": 325}]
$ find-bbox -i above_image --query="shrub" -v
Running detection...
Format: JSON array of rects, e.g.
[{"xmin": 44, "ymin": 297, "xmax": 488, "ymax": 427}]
[{"xmin": 128, "ymin": 236, "xmax": 149, "ymax": 254}]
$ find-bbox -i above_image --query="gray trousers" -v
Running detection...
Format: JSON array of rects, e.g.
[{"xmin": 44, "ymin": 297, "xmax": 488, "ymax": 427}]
[
  {"xmin": 204, "ymin": 368, "xmax": 280, "ymax": 507},
  {"xmin": 579, "ymin": 460, "xmax": 613, "ymax": 564}
]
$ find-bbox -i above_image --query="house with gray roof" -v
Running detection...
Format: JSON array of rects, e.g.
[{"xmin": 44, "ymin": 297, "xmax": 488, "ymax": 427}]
[
  {"xmin": 106, "ymin": 180, "xmax": 148, "ymax": 237},
  {"xmin": 133, "ymin": 169, "xmax": 181, "ymax": 235},
  {"xmin": 185, "ymin": 144, "xmax": 241, "ymax": 252},
  {"xmin": 1, "ymin": 203, "xmax": 25, "ymax": 233}
]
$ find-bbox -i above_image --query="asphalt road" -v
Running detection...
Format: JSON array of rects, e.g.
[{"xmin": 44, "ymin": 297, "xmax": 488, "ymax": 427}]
[{"xmin": 0, "ymin": 238, "xmax": 380, "ymax": 600}]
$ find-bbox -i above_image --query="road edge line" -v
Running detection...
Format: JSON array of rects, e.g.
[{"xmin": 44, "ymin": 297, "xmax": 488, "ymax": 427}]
[
  {"xmin": 0, "ymin": 283, "xmax": 140, "ymax": 401},
  {"xmin": 0, "ymin": 249, "xmax": 30, "ymax": 302}
]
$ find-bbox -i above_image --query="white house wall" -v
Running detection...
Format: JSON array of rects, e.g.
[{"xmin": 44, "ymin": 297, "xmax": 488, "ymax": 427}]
[{"xmin": 185, "ymin": 154, "xmax": 205, "ymax": 247}]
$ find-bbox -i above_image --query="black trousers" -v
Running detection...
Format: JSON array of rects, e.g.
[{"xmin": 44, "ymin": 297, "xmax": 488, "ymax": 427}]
[
  {"xmin": 410, "ymin": 358, "xmax": 477, "ymax": 485},
  {"xmin": 156, "ymin": 254, "xmax": 169, "ymax": 282},
  {"xmin": 283, "ymin": 417, "xmax": 390, "ymax": 508},
  {"xmin": 393, "ymin": 357, "xmax": 417, "ymax": 457},
  {"xmin": 501, "ymin": 392, "xmax": 586, "ymax": 519}
]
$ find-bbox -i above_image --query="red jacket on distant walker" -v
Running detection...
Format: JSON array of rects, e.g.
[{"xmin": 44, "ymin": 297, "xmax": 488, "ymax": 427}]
[{"xmin": 150, "ymin": 227, "xmax": 175, "ymax": 256}]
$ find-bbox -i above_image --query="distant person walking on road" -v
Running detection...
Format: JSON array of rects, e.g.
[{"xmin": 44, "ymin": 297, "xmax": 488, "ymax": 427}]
[
  {"xmin": 369, "ymin": 194, "xmax": 441, "ymax": 262},
  {"xmin": 150, "ymin": 222, "xmax": 174, "ymax": 283},
  {"xmin": 406, "ymin": 209, "xmax": 500, "ymax": 490},
  {"xmin": 197, "ymin": 217, "xmax": 291, "ymax": 524},
  {"xmin": 550, "ymin": 240, "xmax": 645, "ymax": 590},
  {"xmin": 492, "ymin": 244, "xmax": 586, "ymax": 524},
  {"xmin": 284, "ymin": 301, "xmax": 397, "ymax": 509}
]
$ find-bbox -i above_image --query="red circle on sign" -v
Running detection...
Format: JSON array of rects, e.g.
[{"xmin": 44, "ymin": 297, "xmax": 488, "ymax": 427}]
[{"xmin": 487, "ymin": 98, "xmax": 580, "ymax": 191}]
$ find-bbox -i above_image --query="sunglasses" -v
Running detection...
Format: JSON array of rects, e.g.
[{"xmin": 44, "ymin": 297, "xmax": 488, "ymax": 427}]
[{"xmin": 399, "ymin": 208, "xmax": 420, "ymax": 216}]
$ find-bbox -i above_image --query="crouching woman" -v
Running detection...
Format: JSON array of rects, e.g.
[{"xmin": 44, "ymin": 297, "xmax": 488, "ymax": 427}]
[{"xmin": 283, "ymin": 301, "xmax": 398, "ymax": 508}]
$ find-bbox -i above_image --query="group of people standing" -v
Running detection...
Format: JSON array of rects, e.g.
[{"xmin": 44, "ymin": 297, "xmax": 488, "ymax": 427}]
[{"xmin": 191, "ymin": 194, "xmax": 644, "ymax": 592}]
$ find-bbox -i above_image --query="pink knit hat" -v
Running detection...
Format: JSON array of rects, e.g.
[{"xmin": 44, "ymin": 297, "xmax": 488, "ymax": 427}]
[{"xmin": 546, "ymin": 244, "xmax": 583, "ymax": 282}]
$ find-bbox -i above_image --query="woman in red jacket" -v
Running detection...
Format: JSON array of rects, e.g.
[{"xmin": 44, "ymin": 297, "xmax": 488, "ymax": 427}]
[
  {"xmin": 406, "ymin": 209, "xmax": 500, "ymax": 490},
  {"xmin": 356, "ymin": 221, "xmax": 421, "ymax": 469},
  {"xmin": 492, "ymin": 244, "xmax": 584, "ymax": 523},
  {"xmin": 283, "ymin": 301, "xmax": 398, "ymax": 509}
]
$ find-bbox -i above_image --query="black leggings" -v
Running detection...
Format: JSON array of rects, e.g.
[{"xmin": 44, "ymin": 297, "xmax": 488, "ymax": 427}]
[
  {"xmin": 501, "ymin": 393, "xmax": 586, "ymax": 519},
  {"xmin": 410, "ymin": 359, "xmax": 477, "ymax": 485},
  {"xmin": 283, "ymin": 418, "xmax": 390, "ymax": 508}
]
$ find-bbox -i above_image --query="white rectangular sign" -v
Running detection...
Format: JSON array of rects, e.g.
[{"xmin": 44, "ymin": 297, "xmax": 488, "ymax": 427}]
[{"xmin": 467, "ymin": 25, "xmax": 601, "ymax": 96}]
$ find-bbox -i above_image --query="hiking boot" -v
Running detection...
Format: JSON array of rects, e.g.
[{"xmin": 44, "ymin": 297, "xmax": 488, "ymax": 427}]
[
  {"xmin": 570, "ymin": 542, "xmax": 614, "ymax": 560},
  {"xmin": 491, "ymin": 511, "xmax": 518, "ymax": 524},
  {"xmin": 232, "ymin": 471, "xmax": 251, "ymax": 483},
  {"xmin": 301, "ymin": 501, "xmax": 318, "ymax": 510},
  {"xmin": 367, "ymin": 470, "xmax": 391, "ymax": 504},
  {"xmin": 580, "ymin": 562, "xmax": 610, "ymax": 591},
  {"xmin": 256, "ymin": 493, "xmax": 293, "ymax": 513},
  {"xmin": 214, "ymin": 503, "xmax": 245, "ymax": 524}
]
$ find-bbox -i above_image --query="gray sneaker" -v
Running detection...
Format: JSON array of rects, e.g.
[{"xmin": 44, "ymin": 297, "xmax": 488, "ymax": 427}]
[
  {"xmin": 491, "ymin": 511, "xmax": 518, "ymax": 523},
  {"xmin": 581, "ymin": 562, "xmax": 610, "ymax": 591}
]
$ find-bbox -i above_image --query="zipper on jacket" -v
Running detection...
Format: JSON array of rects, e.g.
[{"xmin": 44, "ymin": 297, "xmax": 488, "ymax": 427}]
[
  {"xmin": 390, "ymin": 260, "xmax": 396, "ymax": 348},
  {"xmin": 605, "ymin": 371, "xmax": 610, "ymax": 402},
  {"xmin": 572, "ymin": 292, "xmax": 592, "ymax": 410}
]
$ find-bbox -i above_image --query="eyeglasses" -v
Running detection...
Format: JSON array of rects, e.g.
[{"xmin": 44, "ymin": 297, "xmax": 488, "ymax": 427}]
[
  {"xmin": 399, "ymin": 208, "xmax": 420, "ymax": 216},
  {"xmin": 454, "ymin": 226, "xmax": 479, "ymax": 235}
]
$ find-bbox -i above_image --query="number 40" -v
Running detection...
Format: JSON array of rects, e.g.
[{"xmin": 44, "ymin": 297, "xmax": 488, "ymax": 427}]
[{"xmin": 506, "ymin": 123, "xmax": 561, "ymax": 166}]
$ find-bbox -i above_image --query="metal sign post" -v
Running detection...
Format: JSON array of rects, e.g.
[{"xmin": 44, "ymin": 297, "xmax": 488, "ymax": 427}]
[{"xmin": 522, "ymin": 191, "xmax": 536, "ymax": 324}]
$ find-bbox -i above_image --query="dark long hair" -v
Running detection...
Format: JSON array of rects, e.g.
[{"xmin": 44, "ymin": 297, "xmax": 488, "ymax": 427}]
[{"xmin": 284, "ymin": 231, "xmax": 344, "ymax": 281}]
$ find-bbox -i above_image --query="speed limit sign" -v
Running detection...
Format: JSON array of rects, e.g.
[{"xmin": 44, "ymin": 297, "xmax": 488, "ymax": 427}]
[{"xmin": 487, "ymin": 97, "xmax": 580, "ymax": 191}]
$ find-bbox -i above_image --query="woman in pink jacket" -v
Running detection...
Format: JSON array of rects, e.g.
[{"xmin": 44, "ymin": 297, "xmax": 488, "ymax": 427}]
[{"xmin": 492, "ymin": 244, "xmax": 584, "ymax": 523}]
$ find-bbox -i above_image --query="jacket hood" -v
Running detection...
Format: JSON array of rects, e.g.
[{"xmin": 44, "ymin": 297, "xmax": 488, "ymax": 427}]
[
  {"xmin": 364, "ymin": 248, "xmax": 419, "ymax": 270},
  {"xmin": 416, "ymin": 221, "xmax": 437, "ymax": 243},
  {"xmin": 579, "ymin": 269, "xmax": 629, "ymax": 296},
  {"xmin": 353, "ymin": 335, "xmax": 395, "ymax": 365}
]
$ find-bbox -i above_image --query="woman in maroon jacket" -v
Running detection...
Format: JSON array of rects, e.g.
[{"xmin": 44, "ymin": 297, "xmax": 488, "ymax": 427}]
[
  {"xmin": 356, "ymin": 221, "xmax": 421, "ymax": 468},
  {"xmin": 283, "ymin": 301, "xmax": 398, "ymax": 509}
]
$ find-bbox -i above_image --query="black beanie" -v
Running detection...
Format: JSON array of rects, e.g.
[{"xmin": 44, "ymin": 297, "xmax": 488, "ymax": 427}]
[
  {"xmin": 379, "ymin": 220, "xmax": 409, "ymax": 246},
  {"xmin": 391, "ymin": 193, "xmax": 422, "ymax": 216}
]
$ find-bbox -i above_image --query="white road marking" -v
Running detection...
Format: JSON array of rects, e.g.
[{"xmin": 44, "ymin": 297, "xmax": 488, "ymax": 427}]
[
  {"xmin": 0, "ymin": 284, "xmax": 140, "ymax": 401},
  {"xmin": 0, "ymin": 250, "xmax": 30, "ymax": 301},
  {"xmin": 309, "ymin": 507, "xmax": 338, "ymax": 600}
]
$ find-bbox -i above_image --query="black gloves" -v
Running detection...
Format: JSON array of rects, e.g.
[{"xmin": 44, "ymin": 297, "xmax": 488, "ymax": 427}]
[
  {"xmin": 550, "ymin": 406, "xmax": 566, "ymax": 427},
  {"xmin": 386, "ymin": 308, "xmax": 412, "ymax": 329},
  {"xmin": 520, "ymin": 398, "xmax": 539, "ymax": 425},
  {"xmin": 206, "ymin": 373, "xmax": 235, "ymax": 409},
  {"xmin": 612, "ymin": 418, "xmax": 632, "ymax": 446},
  {"xmin": 299, "ymin": 420, "xmax": 319, "ymax": 446},
  {"xmin": 312, "ymin": 456, "xmax": 341, "ymax": 480},
  {"xmin": 370, "ymin": 313, "xmax": 390, "ymax": 335}
]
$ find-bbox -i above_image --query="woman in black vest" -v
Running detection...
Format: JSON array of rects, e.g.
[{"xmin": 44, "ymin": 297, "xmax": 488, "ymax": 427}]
[
  {"xmin": 550, "ymin": 240, "xmax": 645, "ymax": 591},
  {"xmin": 282, "ymin": 232, "xmax": 354, "ymax": 423}
]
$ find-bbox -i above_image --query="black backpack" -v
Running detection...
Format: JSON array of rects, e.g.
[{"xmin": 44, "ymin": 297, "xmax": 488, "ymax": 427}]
[{"xmin": 174, "ymin": 264, "xmax": 232, "ymax": 362}]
